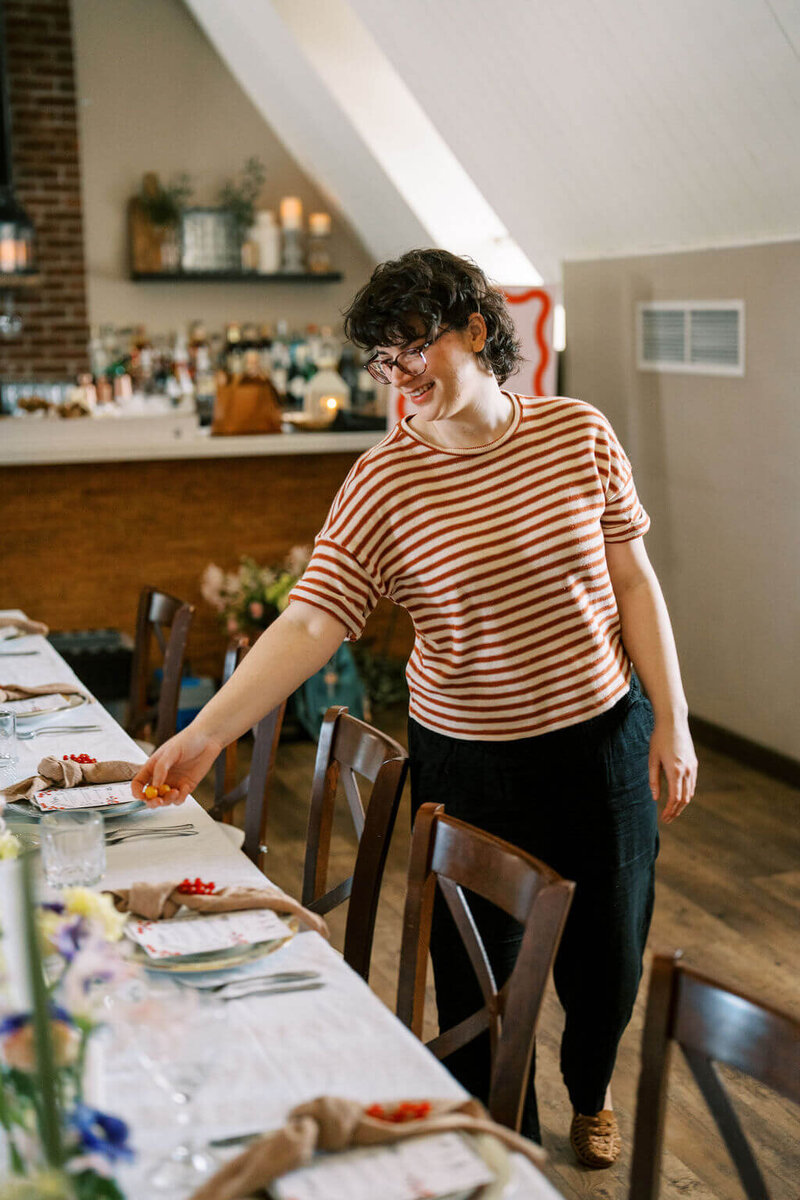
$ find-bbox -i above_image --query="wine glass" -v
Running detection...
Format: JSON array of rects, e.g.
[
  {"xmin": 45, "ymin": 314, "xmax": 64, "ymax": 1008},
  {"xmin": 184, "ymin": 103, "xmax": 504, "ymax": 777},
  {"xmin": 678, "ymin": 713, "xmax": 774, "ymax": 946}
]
[{"xmin": 120, "ymin": 980, "xmax": 224, "ymax": 1192}]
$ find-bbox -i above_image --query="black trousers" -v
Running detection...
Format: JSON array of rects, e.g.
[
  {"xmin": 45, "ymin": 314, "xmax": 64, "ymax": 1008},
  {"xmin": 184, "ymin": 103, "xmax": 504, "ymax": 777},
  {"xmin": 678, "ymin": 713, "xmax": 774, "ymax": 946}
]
[{"xmin": 408, "ymin": 677, "xmax": 658, "ymax": 1141}]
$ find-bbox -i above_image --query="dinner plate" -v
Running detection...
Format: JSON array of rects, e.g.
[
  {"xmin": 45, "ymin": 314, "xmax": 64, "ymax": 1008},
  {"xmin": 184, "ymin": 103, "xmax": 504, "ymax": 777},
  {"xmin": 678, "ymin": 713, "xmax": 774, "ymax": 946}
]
[
  {"xmin": 3, "ymin": 798, "xmax": 145, "ymax": 821},
  {"xmin": 13, "ymin": 693, "xmax": 90, "ymax": 723},
  {"xmin": 129, "ymin": 916, "xmax": 298, "ymax": 974}
]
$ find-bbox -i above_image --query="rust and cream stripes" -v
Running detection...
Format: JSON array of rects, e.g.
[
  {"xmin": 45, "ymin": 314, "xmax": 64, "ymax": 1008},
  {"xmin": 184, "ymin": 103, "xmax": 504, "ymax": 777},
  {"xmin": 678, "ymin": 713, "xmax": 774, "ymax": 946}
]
[{"xmin": 290, "ymin": 395, "xmax": 650, "ymax": 741}]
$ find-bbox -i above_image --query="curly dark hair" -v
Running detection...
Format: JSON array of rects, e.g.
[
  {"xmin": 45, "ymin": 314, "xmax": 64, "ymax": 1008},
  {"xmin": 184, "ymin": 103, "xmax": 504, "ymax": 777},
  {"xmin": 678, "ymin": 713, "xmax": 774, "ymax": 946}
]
[{"xmin": 343, "ymin": 248, "xmax": 522, "ymax": 384}]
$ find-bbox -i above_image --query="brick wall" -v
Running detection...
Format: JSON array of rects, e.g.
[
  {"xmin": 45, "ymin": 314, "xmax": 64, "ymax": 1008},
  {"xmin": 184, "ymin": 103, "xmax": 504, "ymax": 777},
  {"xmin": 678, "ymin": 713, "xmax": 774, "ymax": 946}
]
[{"xmin": 1, "ymin": 0, "xmax": 89, "ymax": 379}]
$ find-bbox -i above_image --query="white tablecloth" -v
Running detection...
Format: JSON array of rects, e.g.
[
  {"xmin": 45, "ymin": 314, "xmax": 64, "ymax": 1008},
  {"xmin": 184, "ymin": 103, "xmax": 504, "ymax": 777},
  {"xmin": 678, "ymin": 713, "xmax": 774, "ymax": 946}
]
[{"xmin": 0, "ymin": 613, "xmax": 562, "ymax": 1199}]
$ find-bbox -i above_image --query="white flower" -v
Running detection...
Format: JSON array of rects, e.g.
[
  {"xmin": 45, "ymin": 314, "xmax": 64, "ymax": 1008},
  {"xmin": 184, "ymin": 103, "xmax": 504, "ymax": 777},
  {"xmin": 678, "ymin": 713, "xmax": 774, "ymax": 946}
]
[{"xmin": 200, "ymin": 563, "xmax": 226, "ymax": 610}]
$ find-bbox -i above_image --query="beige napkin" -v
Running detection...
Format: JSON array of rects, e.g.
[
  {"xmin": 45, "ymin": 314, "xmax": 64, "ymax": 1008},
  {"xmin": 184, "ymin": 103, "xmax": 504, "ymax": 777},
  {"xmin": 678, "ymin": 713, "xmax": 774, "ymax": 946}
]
[
  {"xmin": 108, "ymin": 880, "xmax": 330, "ymax": 939},
  {"xmin": 0, "ymin": 681, "xmax": 88, "ymax": 704},
  {"xmin": 0, "ymin": 616, "xmax": 49, "ymax": 637},
  {"xmin": 189, "ymin": 1096, "xmax": 546, "ymax": 1200},
  {"xmin": 0, "ymin": 757, "xmax": 138, "ymax": 802}
]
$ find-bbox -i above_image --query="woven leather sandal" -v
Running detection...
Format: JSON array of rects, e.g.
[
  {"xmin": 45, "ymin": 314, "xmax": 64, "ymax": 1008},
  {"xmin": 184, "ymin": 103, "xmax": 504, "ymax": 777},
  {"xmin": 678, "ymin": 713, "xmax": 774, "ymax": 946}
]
[{"xmin": 569, "ymin": 1109, "xmax": 622, "ymax": 1168}]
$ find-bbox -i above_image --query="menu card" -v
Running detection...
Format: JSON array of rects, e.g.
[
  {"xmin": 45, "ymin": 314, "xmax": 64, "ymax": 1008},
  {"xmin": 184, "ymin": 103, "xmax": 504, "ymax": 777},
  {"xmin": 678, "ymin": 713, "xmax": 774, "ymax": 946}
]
[
  {"xmin": 271, "ymin": 1132, "xmax": 494, "ymax": 1200},
  {"xmin": 3, "ymin": 694, "xmax": 70, "ymax": 717},
  {"xmin": 32, "ymin": 782, "xmax": 136, "ymax": 812},
  {"xmin": 124, "ymin": 909, "xmax": 291, "ymax": 960}
]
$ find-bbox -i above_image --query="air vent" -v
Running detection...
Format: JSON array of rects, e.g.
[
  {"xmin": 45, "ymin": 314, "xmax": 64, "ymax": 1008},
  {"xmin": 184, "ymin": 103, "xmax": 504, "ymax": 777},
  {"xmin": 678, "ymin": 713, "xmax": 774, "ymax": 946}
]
[{"xmin": 637, "ymin": 302, "xmax": 744, "ymax": 376}]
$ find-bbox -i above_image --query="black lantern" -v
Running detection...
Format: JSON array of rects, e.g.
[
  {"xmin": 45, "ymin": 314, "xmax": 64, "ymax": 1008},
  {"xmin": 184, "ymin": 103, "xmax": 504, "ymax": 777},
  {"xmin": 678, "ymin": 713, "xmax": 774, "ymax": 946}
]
[{"xmin": 0, "ymin": 0, "xmax": 36, "ymax": 276}]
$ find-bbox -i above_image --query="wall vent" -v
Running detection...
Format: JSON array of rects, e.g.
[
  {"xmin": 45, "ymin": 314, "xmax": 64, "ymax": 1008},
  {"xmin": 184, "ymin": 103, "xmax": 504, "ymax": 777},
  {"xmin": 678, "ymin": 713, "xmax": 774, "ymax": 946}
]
[{"xmin": 637, "ymin": 302, "xmax": 744, "ymax": 376}]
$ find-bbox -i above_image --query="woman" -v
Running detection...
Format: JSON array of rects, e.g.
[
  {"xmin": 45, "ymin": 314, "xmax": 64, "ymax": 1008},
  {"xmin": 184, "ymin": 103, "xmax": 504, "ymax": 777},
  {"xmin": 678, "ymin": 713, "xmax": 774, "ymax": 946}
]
[{"xmin": 133, "ymin": 249, "xmax": 697, "ymax": 1168}]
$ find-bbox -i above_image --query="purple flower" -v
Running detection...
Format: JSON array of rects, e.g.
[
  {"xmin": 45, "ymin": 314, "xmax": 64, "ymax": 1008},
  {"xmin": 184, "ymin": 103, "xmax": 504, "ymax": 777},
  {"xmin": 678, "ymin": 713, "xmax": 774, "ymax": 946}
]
[
  {"xmin": 54, "ymin": 915, "xmax": 89, "ymax": 962},
  {"xmin": 70, "ymin": 1103, "xmax": 134, "ymax": 1163},
  {"xmin": 0, "ymin": 1003, "xmax": 73, "ymax": 1037}
]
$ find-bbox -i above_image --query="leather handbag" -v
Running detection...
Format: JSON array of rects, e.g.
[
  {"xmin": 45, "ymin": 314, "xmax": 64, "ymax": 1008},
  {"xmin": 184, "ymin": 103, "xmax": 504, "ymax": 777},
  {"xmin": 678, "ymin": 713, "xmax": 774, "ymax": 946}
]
[{"xmin": 211, "ymin": 377, "xmax": 283, "ymax": 436}]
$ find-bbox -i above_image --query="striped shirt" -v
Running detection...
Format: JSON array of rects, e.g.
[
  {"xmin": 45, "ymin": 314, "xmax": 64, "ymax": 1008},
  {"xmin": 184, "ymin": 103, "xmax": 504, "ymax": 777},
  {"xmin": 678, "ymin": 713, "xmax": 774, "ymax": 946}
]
[{"xmin": 289, "ymin": 394, "xmax": 650, "ymax": 741}]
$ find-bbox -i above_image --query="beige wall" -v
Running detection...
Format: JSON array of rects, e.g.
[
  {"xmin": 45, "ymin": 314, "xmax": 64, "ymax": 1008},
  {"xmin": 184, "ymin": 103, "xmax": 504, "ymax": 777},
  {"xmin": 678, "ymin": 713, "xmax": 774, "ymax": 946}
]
[
  {"xmin": 563, "ymin": 241, "xmax": 800, "ymax": 760},
  {"xmin": 71, "ymin": 0, "xmax": 375, "ymax": 335}
]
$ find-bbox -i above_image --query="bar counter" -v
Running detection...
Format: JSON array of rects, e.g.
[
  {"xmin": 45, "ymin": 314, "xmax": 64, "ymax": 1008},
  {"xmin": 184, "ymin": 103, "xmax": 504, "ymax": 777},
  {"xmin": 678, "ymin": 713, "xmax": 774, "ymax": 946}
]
[{"xmin": 3, "ymin": 416, "xmax": 413, "ymax": 677}]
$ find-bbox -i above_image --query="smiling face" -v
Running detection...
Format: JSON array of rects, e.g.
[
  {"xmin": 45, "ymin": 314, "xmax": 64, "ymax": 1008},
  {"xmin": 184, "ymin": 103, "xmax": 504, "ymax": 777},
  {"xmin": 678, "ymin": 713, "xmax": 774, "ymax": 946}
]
[{"xmin": 374, "ymin": 313, "xmax": 490, "ymax": 424}]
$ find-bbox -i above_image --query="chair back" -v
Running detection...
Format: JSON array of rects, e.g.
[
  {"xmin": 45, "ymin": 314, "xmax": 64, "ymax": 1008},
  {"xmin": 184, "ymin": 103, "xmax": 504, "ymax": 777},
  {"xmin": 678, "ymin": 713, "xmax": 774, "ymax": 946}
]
[
  {"xmin": 302, "ymin": 706, "xmax": 409, "ymax": 982},
  {"xmin": 397, "ymin": 802, "xmax": 574, "ymax": 1132},
  {"xmin": 127, "ymin": 586, "xmax": 194, "ymax": 747},
  {"xmin": 630, "ymin": 950, "xmax": 800, "ymax": 1200},
  {"xmin": 209, "ymin": 639, "xmax": 286, "ymax": 873}
]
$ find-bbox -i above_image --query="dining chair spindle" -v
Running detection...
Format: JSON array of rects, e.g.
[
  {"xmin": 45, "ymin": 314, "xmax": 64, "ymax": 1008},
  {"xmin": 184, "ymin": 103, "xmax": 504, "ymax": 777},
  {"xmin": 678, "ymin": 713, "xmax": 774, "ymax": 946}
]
[
  {"xmin": 397, "ymin": 802, "xmax": 575, "ymax": 1133},
  {"xmin": 301, "ymin": 705, "xmax": 409, "ymax": 983},
  {"xmin": 126, "ymin": 585, "xmax": 194, "ymax": 749}
]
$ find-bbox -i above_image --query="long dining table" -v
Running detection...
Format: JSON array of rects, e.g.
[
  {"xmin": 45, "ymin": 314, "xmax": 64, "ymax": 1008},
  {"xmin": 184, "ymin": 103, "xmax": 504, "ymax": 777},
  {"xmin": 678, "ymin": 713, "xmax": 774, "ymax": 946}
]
[{"xmin": 0, "ymin": 612, "xmax": 563, "ymax": 1199}]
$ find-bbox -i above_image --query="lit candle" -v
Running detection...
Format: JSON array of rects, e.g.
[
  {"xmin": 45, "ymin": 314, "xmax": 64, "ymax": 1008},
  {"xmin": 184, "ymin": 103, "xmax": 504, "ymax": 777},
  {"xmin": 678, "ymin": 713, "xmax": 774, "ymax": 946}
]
[
  {"xmin": 279, "ymin": 197, "xmax": 303, "ymax": 230},
  {"xmin": 309, "ymin": 212, "xmax": 331, "ymax": 236}
]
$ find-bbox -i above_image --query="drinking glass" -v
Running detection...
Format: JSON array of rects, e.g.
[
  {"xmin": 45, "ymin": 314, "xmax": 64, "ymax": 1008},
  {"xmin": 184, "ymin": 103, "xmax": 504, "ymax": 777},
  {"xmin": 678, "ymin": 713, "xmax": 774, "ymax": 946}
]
[
  {"xmin": 40, "ymin": 811, "xmax": 106, "ymax": 887},
  {"xmin": 0, "ymin": 709, "xmax": 17, "ymax": 768},
  {"xmin": 128, "ymin": 982, "xmax": 223, "ymax": 1191}
]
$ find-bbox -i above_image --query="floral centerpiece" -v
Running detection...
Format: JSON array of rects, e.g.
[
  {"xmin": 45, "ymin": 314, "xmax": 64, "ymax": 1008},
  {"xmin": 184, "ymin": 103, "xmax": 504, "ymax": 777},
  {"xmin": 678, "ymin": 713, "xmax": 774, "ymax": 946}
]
[
  {"xmin": 201, "ymin": 545, "xmax": 311, "ymax": 639},
  {"xmin": 0, "ymin": 833, "xmax": 136, "ymax": 1200}
]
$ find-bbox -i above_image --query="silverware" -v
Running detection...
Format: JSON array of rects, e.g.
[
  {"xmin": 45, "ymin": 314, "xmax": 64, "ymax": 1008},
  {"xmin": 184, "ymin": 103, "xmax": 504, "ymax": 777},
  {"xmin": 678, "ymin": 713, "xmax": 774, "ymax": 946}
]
[
  {"xmin": 105, "ymin": 828, "xmax": 197, "ymax": 847},
  {"xmin": 219, "ymin": 980, "xmax": 325, "ymax": 1002},
  {"xmin": 209, "ymin": 1131, "xmax": 261, "ymax": 1149},
  {"xmin": 17, "ymin": 725, "xmax": 102, "ymax": 740},
  {"xmin": 187, "ymin": 970, "xmax": 321, "ymax": 994},
  {"xmin": 0, "ymin": 651, "xmax": 40, "ymax": 657},
  {"xmin": 104, "ymin": 822, "xmax": 194, "ymax": 839}
]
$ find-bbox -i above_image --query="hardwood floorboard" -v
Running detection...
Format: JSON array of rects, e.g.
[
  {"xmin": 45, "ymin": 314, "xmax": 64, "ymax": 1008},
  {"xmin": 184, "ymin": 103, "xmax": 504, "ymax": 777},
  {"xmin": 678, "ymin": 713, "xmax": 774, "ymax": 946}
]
[{"xmin": 195, "ymin": 711, "xmax": 800, "ymax": 1200}]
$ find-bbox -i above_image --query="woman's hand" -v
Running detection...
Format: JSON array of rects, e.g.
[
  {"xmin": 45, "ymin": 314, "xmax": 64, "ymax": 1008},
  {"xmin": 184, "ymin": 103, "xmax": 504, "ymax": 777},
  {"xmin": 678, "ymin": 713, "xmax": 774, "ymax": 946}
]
[
  {"xmin": 131, "ymin": 726, "xmax": 223, "ymax": 808},
  {"xmin": 649, "ymin": 717, "xmax": 698, "ymax": 824}
]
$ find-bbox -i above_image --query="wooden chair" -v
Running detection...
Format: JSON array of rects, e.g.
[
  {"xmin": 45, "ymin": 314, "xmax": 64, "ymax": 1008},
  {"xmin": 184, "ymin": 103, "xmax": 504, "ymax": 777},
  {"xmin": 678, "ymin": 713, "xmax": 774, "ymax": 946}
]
[
  {"xmin": 126, "ymin": 586, "xmax": 194, "ymax": 748},
  {"xmin": 630, "ymin": 950, "xmax": 800, "ymax": 1200},
  {"xmin": 208, "ymin": 640, "xmax": 286, "ymax": 872},
  {"xmin": 301, "ymin": 705, "xmax": 409, "ymax": 982},
  {"xmin": 397, "ymin": 802, "xmax": 575, "ymax": 1133}
]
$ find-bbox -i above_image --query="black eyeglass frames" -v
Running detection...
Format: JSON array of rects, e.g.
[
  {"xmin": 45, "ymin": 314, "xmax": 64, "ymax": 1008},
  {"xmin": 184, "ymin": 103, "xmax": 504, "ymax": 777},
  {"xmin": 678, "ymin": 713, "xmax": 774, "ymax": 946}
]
[{"xmin": 365, "ymin": 328, "xmax": 449, "ymax": 385}]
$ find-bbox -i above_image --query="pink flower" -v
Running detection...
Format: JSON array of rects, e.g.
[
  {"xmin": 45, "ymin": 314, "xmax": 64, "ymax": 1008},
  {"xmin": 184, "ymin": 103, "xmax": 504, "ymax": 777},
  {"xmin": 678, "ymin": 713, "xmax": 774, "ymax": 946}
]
[
  {"xmin": 226, "ymin": 616, "xmax": 240, "ymax": 634},
  {"xmin": 249, "ymin": 601, "xmax": 264, "ymax": 619}
]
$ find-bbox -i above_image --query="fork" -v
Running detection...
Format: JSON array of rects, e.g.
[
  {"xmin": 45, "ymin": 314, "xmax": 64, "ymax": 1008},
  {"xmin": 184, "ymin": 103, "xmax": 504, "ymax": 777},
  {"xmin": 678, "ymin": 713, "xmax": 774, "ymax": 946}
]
[
  {"xmin": 104, "ymin": 822, "xmax": 194, "ymax": 841},
  {"xmin": 196, "ymin": 970, "xmax": 321, "ymax": 994},
  {"xmin": 17, "ymin": 725, "xmax": 102, "ymax": 739},
  {"xmin": 105, "ymin": 827, "xmax": 197, "ymax": 847}
]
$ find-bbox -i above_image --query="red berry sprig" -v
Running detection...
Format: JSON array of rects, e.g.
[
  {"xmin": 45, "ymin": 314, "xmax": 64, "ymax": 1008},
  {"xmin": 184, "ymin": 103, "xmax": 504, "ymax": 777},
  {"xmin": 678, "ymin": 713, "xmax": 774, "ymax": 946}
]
[
  {"xmin": 365, "ymin": 1101, "xmax": 432, "ymax": 1123},
  {"xmin": 177, "ymin": 877, "xmax": 216, "ymax": 896},
  {"xmin": 63, "ymin": 753, "xmax": 97, "ymax": 764}
]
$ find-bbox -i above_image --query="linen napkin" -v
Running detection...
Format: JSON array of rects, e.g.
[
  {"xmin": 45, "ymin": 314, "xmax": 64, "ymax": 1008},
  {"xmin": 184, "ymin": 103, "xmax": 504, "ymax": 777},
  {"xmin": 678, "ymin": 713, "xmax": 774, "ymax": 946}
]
[
  {"xmin": 0, "ymin": 681, "xmax": 88, "ymax": 703},
  {"xmin": 0, "ymin": 757, "xmax": 138, "ymax": 802},
  {"xmin": 108, "ymin": 881, "xmax": 330, "ymax": 939},
  {"xmin": 0, "ymin": 616, "xmax": 49, "ymax": 637},
  {"xmin": 188, "ymin": 1096, "xmax": 546, "ymax": 1200}
]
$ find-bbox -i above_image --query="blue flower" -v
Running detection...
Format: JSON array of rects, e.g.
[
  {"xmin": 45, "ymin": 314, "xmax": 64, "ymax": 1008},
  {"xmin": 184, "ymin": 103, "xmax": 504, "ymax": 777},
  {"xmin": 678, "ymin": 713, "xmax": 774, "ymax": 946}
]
[
  {"xmin": 70, "ymin": 1102, "xmax": 134, "ymax": 1163},
  {"xmin": 0, "ymin": 1004, "xmax": 74, "ymax": 1037},
  {"xmin": 54, "ymin": 915, "xmax": 88, "ymax": 962}
]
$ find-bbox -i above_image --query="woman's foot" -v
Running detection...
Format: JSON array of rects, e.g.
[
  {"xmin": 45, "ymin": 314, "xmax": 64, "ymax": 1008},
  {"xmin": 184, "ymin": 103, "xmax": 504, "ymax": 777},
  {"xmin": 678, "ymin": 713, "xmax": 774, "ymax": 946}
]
[{"xmin": 569, "ymin": 1109, "xmax": 621, "ymax": 1168}]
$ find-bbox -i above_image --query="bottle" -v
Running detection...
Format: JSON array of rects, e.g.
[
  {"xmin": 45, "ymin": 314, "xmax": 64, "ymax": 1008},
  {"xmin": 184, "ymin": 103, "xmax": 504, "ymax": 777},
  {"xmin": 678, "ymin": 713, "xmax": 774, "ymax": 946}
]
[
  {"xmin": 170, "ymin": 333, "xmax": 195, "ymax": 407},
  {"xmin": 131, "ymin": 325, "xmax": 154, "ymax": 392},
  {"xmin": 194, "ymin": 344, "xmax": 217, "ymax": 426},
  {"xmin": 188, "ymin": 321, "xmax": 208, "ymax": 378},
  {"xmin": 304, "ymin": 337, "xmax": 351, "ymax": 422},
  {"xmin": 224, "ymin": 323, "xmax": 244, "ymax": 378},
  {"xmin": 269, "ymin": 320, "xmax": 291, "ymax": 399},
  {"xmin": 257, "ymin": 323, "xmax": 274, "ymax": 377}
]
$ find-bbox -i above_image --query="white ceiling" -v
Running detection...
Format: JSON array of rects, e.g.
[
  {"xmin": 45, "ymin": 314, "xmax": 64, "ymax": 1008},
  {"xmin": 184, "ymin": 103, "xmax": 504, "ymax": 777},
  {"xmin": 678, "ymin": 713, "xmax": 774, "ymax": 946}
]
[{"xmin": 186, "ymin": 0, "xmax": 800, "ymax": 282}]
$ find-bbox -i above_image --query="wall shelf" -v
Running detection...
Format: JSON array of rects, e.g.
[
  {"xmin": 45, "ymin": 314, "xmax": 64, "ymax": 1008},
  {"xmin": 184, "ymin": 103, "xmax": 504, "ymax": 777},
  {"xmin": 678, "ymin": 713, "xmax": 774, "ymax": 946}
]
[
  {"xmin": 0, "ymin": 272, "xmax": 41, "ymax": 289},
  {"xmin": 130, "ymin": 270, "xmax": 343, "ymax": 283}
]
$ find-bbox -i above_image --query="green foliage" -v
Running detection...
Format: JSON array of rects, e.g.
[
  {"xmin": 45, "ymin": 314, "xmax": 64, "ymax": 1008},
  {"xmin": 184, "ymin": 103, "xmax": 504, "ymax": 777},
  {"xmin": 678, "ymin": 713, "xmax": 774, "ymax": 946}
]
[
  {"xmin": 218, "ymin": 156, "xmax": 267, "ymax": 234},
  {"xmin": 70, "ymin": 1171, "xmax": 125, "ymax": 1200},
  {"xmin": 138, "ymin": 173, "xmax": 193, "ymax": 227}
]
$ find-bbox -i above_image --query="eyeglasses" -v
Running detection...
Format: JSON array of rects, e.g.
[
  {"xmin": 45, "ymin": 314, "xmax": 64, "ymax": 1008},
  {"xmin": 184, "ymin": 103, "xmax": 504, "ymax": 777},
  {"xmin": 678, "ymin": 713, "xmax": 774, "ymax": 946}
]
[{"xmin": 365, "ymin": 328, "xmax": 449, "ymax": 385}]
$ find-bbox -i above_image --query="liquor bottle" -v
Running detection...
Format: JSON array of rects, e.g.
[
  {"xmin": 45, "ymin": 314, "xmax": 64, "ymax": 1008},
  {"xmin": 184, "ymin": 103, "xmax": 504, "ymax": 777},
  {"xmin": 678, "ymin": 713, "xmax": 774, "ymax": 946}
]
[
  {"xmin": 257, "ymin": 323, "xmax": 274, "ymax": 377},
  {"xmin": 188, "ymin": 321, "xmax": 209, "ymax": 378},
  {"xmin": 225, "ymin": 323, "xmax": 244, "ymax": 377},
  {"xmin": 194, "ymin": 344, "xmax": 217, "ymax": 426}
]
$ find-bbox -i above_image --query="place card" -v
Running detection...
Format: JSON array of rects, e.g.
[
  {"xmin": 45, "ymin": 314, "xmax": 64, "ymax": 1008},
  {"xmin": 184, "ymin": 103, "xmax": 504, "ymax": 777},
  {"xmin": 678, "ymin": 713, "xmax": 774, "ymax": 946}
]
[
  {"xmin": 271, "ymin": 1132, "xmax": 494, "ymax": 1200},
  {"xmin": 124, "ymin": 908, "xmax": 291, "ymax": 960},
  {"xmin": 2, "ymin": 694, "xmax": 70, "ymax": 717},
  {"xmin": 32, "ymin": 782, "xmax": 136, "ymax": 812}
]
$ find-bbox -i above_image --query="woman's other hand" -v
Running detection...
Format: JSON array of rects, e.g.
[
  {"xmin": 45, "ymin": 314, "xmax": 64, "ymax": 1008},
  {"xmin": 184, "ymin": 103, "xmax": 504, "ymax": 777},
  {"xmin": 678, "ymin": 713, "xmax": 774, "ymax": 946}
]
[
  {"xmin": 131, "ymin": 726, "xmax": 223, "ymax": 808},
  {"xmin": 649, "ymin": 718, "xmax": 698, "ymax": 823}
]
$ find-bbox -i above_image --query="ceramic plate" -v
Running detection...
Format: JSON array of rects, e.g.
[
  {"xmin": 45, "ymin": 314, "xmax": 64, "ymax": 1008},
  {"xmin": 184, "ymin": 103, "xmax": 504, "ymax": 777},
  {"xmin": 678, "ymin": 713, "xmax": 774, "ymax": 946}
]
[
  {"xmin": 14, "ymin": 693, "xmax": 90, "ymax": 723},
  {"xmin": 3, "ymin": 798, "xmax": 145, "ymax": 821},
  {"xmin": 130, "ymin": 917, "xmax": 298, "ymax": 974}
]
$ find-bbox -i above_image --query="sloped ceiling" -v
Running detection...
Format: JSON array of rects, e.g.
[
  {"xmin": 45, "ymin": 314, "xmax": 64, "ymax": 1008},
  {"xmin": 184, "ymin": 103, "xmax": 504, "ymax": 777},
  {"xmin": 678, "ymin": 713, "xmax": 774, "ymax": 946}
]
[{"xmin": 187, "ymin": 0, "xmax": 800, "ymax": 282}]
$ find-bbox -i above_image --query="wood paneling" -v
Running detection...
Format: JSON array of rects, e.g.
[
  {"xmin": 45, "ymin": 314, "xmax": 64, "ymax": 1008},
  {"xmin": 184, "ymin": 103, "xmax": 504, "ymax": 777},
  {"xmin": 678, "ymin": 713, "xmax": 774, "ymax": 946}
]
[{"xmin": 4, "ymin": 453, "xmax": 413, "ymax": 679}]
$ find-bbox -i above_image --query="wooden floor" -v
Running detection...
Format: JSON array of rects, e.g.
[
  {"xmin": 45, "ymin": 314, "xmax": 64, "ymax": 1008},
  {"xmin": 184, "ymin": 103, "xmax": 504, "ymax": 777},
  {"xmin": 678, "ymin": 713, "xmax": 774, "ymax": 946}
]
[{"xmin": 197, "ymin": 706, "xmax": 800, "ymax": 1200}]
